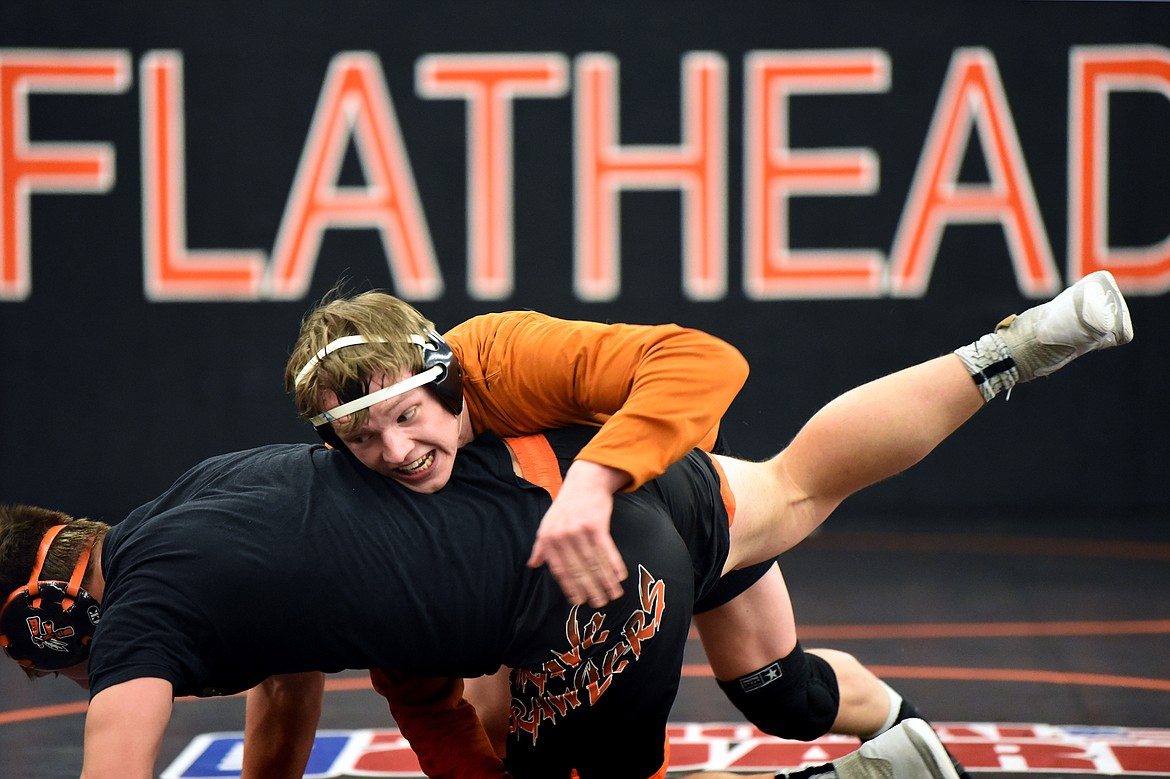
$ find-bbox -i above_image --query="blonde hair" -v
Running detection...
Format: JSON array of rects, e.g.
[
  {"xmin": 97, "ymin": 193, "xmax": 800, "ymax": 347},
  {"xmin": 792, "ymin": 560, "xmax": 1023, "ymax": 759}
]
[{"xmin": 286, "ymin": 289, "xmax": 438, "ymax": 434}]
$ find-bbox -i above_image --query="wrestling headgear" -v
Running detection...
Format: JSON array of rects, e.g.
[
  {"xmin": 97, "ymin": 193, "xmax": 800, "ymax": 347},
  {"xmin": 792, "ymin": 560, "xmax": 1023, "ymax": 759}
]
[
  {"xmin": 294, "ymin": 329, "xmax": 464, "ymax": 451},
  {"xmin": 1, "ymin": 525, "xmax": 100, "ymax": 671}
]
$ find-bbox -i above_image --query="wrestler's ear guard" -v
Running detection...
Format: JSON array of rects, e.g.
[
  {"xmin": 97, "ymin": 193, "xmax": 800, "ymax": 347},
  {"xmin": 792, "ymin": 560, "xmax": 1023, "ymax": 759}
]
[
  {"xmin": 417, "ymin": 329, "xmax": 464, "ymax": 416},
  {"xmin": 0, "ymin": 525, "xmax": 100, "ymax": 671}
]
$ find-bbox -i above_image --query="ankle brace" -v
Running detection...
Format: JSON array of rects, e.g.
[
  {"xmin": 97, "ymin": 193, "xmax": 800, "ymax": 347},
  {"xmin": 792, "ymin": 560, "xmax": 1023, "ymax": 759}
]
[{"xmin": 954, "ymin": 332, "xmax": 1018, "ymax": 401}]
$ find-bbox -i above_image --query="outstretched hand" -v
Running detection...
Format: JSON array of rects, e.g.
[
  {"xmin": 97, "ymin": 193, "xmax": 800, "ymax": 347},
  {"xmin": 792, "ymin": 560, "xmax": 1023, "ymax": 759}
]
[{"xmin": 527, "ymin": 460, "xmax": 629, "ymax": 607}]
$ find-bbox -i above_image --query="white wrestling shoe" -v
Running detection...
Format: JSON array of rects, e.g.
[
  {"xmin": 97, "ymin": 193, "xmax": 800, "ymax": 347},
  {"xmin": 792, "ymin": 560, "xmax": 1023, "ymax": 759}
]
[
  {"xmin": 997, "ymin": 270, "xmax": 1134, "ymax": 381},
  {"xmin": 829, "ymin": 719, "xmax": 960, "ymax": 779}
]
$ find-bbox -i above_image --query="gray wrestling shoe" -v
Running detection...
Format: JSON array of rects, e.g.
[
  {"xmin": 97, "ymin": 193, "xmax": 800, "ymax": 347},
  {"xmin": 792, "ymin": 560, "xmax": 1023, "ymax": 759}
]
[
  {"xmin": 997, "ymin": 270, "xmax": 1134, "ymax": 382},
  {"xmin": 829, "ymin": 719, "xmax": 960, "ymax": 779}
]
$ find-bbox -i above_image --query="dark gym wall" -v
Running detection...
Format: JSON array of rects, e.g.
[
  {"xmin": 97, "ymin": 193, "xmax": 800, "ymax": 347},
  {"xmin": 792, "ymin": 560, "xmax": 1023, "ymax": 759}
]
[{"xmin": 1, "ymin": 1, "xmax": 1166, "ymax": 523}]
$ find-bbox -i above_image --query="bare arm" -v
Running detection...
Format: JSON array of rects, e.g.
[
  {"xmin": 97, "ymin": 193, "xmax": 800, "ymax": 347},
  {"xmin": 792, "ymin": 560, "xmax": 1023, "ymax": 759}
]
[
  {"xmin": 242, "ymin": 672, "xmax": 325, "ymax": 779},
  {"xmin": 80, "ymin": 677, "xmax": 172, "ymax": 779}
]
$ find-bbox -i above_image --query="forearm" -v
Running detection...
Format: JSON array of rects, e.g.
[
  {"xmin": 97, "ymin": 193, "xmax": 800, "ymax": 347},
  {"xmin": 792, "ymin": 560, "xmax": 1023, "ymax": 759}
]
[
  {"xmin": 242, "ymin": 672, "xmax": 325, "ymax": 779},
  {"xmin": 561, "ymin": 459, "xmax": 630, "ymax": 496},
  {"xmin": 81, "ymin": 678, "xmax": 173, "ymax": 779}
]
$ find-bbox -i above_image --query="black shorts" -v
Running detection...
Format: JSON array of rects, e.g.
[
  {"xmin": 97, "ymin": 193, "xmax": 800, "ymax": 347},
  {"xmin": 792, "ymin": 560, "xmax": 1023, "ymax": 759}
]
[
  {"xmin": 504, "ymin": 428, "xmax": 732, "ymax": 779},
  {"xmin": 692, "ymin": 557, "xmax": 779, "ymax": 613},
  {"xmin": 692, "ymin": 429, "xmax": 779, "ymax": 613}
]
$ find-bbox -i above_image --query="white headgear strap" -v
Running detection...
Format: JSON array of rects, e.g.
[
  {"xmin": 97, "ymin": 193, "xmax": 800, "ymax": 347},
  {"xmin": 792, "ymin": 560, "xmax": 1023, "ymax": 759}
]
[
  {"xmin": 308, "ymin": 365, "xmax": 443, "ymax": 427},
  {"xmin": 296, "ymin": 333, "xmax": 435, "ymax": 426},
  {"xmin": 294, "ymin": 333, "xmax": 428, "ymax": 388}
]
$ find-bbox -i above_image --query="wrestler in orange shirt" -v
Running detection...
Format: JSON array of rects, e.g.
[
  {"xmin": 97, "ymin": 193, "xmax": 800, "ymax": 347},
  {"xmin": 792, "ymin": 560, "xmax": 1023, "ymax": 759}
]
[{"xmin": 242, "ymin": 293, "xmax": 975, "ymax": 778}]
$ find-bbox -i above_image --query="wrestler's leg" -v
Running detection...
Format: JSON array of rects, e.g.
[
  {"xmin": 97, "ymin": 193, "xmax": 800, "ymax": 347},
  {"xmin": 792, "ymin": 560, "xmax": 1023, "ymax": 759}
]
[
  {"xmin": 719, "ymin": 353, "xmax": 983, "ymax": 570},
  {"xmin": 463, "ymin": 668, "xmax": 512, "ymax": 757},
  {"xmin": 692, "ymin": 564, "xmax": 798, "ymax": 682},
  {"xmin": 720, "ymin": 270, "xmax": 1133, "ymax": 570},
  {"xmin": 679, "ymin": 717, "xmax": 963, "ymax": 779},
  {"xmin": 693, "ymin": 564, "xmax": 920, "ymax": 738}
]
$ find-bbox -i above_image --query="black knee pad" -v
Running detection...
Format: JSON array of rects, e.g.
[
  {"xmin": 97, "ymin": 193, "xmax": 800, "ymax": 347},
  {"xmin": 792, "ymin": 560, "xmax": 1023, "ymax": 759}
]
[{"xmin": 715, "ymin": 641, "xmax": 840, "ymax": 741}]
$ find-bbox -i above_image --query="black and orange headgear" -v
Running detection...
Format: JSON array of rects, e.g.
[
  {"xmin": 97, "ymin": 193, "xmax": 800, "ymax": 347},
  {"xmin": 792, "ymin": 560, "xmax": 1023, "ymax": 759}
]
[
  {"xmin": 0, "ymin": 524, "xmax": 100, "ymax": 671},
  {"xmin": 294, "ymin": 329, "xmax": 464, "ymax": 452}
]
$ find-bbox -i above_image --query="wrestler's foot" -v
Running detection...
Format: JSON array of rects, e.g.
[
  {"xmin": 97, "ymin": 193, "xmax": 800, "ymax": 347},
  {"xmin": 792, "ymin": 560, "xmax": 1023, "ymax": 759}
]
[
  {"xmin": 684, "ymin": 720, "xmax": 964, "ymax": 779},
  {"xmin": 997, "ymin": 270, "xmax": 1134, "ymax": 382},
  {"xmin": 830, "ymin": 719, "xmax": 960, "ymax": 779}
]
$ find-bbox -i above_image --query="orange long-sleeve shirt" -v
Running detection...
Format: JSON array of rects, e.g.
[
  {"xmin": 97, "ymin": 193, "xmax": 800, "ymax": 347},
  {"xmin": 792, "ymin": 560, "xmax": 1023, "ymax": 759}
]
[{"xmin": 446, "ymin": 310, "xmax": 750, "ymax": 490}]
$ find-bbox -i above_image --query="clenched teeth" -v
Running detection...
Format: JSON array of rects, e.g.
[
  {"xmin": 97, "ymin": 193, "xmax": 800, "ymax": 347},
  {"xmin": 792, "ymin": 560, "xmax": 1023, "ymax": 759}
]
[{"xmin": 398, "ymin": 451, "xmax": 434, "ymax": 474}]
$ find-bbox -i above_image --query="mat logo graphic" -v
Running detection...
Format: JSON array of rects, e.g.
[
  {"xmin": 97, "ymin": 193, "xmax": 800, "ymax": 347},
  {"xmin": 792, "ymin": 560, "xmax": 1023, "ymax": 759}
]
[{"xmin": 161, "ymin": 722, "xmax": 1170, "ymax": 777}]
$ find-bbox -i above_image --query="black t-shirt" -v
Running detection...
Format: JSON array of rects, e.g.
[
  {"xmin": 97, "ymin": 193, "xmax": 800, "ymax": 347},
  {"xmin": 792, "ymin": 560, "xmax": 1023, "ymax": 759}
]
[
  {"xmin": 90, "ymin": 431, "xmax": 731, "ymax": 711},
  {"xmin": 92, "ymin": 436, "xmax": 550, "ymax": 697}
]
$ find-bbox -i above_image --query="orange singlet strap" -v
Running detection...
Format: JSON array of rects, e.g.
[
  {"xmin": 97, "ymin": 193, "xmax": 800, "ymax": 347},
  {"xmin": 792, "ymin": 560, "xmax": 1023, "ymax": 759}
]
[
  {"xmin": 705, "ymin": 455, "xmax": 737, "ymax": 527},
  {"xmin": 504, "ymin": 434, "xmax": 564, "ymax": 499}
]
